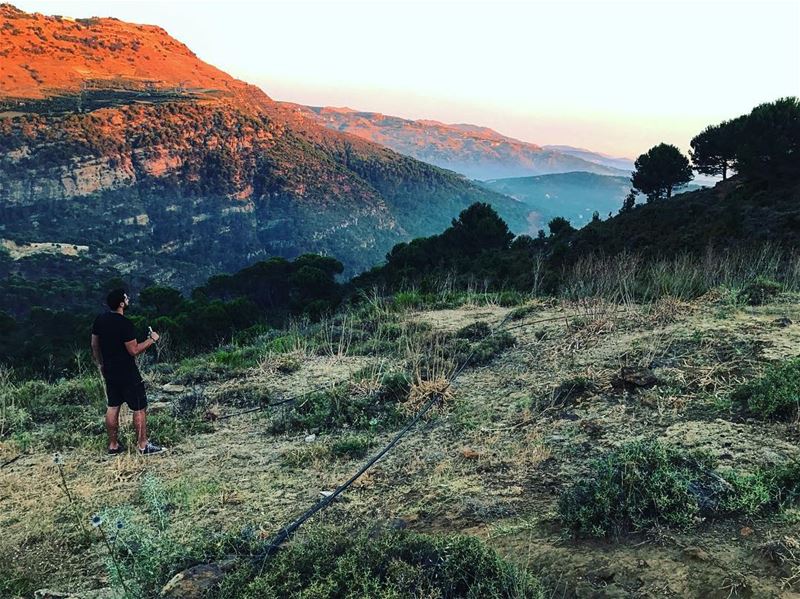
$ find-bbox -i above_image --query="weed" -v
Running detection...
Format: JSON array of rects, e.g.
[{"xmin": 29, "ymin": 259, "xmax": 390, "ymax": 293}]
[
  {"xmin": 508, "ymin": 304, "xmax": 539, "ymax": 321},
  {"xmin": 559, "ymin": 440, "xmax": 800, "ymax": 538},
  {"xmin": 730, "ymin": 358, "xmax": 800, "ymax": 420},
  {"xmin": 331, "ymin": 433, "xmax": 373, "ymax": 459},
  {"xmin": 217, "ymin": 525, "xmax": 545, "ymax": 598},
  {"xmin": 456, "ymin": 321, "xmax": 492, "ymax": 341},
  {"xmin": 532, "ymin": 376, "xmax": 596, "ymax": 413},
  {"xmin": 270, "ymin": 381, "xmax": 404, "ymax": 434},
  {"xmin": 738, "ymin": 277, "xmax": 783, "ymax": 306}
]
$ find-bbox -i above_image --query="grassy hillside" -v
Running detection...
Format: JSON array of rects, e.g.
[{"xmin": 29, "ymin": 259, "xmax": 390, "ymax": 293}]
[
  {"xmin": 565, "ymin": 177, "xmax": 800, "ymax": 261},
  {"xmin": 2, "ymin": 287, "xmax": 800, "ymax": 597}
]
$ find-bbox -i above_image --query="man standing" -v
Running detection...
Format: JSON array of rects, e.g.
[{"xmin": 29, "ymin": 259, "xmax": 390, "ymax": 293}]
[{"xmin": 91, "ymin": 289, "xmax": 164, "ymax": 455}]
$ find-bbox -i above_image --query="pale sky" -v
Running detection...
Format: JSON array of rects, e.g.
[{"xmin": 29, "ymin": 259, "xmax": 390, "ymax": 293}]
[{"xmin": 12, "ymin": 0, "xmax": 800, "ymax": 158}]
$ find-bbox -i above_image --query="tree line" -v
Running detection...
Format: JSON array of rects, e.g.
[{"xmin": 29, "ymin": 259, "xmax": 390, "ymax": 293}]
[{"xmin": 622, "ymin": 97, "xmax": 798, "ymax": 209}]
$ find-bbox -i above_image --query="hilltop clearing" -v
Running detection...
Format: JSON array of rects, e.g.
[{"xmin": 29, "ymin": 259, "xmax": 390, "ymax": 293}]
[{"xmin": 3, "ymin": 289, "xmax": 800, "ymax": 597}]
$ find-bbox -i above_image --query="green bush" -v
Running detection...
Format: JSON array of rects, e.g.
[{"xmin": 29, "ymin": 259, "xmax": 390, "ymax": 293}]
[
  {"xmin": 456, "ymin": 321, "xmax": 491, "ymax": 341},
  {"xmin": 559, "ymin": 440, "xmax": 721, "ymax": 537},
  {"xmin": 721, "ymin": 463, "xmax": 800, "ymax": 515},
  {"xmin": 218, "ymin": 526, "xmax": 545, "ymax": 599},
  {"xmin": 738, "ymin": 277, "xmax": 783, "ymax": 306},
  {"xmin": 508, "ymin": 304, "xmax": 538, "ymax": 321},
  {"xmin": 2, "ymin": 373, "xmax": 211, "ymax": 450},
  {"xmin": 559, "ymin": 440, "xmax": 800, "ymax": 538},
  {"xmin": 730, "ymin": 358, "xmax": 800, "ymax": 420},
  {"xmin": 497, "ymin": 290, "xmax": 526, "ymax": 307},
  {"xmin": 331, "ymin": 434, "xmax": 373, "ymax": 459},
  {"xmin": 534, "ymin": 376, "xmax": 596, "ymax": 411},
  {"xmin": 1, "ymin": 376, "xmax": 106, "ymax": 449},
  {"xmin": 377, "ymin": 371, "xmax": 412, "ymax": 402},
  {"xmin": 393, "ymin": 290, "xmax": 425, "ymax": 310},
  {"xmin": 271, "ymin": 381, "xmax": 404, "ymax": 434},
  {"xmin": 210, "ymin": 346, "xmax": 261, "ymax": 370},
  {"xmin": 471, "ymin": 331, "xmax": 516, "ymax": 366},
  {"xmin": 443, "ymin": 327, "xmax": 515, "ymax": 368}
]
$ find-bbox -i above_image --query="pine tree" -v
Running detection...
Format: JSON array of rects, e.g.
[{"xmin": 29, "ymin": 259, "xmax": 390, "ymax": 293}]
[{"xmin": 631, "ymin": 144, "xmax": 693, "ymax": 202}]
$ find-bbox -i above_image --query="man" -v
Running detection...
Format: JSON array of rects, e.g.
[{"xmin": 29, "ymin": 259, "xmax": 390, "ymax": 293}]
[{"xmin": 91, "ymin": 289, "xmax": 164, "ymax": 455}]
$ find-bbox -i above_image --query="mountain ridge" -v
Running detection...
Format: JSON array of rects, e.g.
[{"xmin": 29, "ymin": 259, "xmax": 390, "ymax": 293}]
[
  {"xmin": 292, "ymin": 104, "xmax": 631, "ymax": 180},
  {"xmin": 0, "ymin": 4, "xmax": 531, "ymax": 286}
]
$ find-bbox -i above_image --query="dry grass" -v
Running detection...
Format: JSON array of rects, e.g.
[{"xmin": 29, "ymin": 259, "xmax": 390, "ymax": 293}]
[
  {"xmin": 760, "ymin": 536, "xmax": 800, "ymax": 588},
  {"xmin": 4, "ymin": 292, "xmax": 800, "ymax": 597},
  {"xmin": 403, "ymin": 377, "xmax": 454, "ymax": 417}
]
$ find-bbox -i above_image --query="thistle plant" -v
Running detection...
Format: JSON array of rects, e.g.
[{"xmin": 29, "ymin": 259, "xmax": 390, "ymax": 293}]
[{"xmin": 92, "ymin": 514, "xmax": 132, "ymax": 599}]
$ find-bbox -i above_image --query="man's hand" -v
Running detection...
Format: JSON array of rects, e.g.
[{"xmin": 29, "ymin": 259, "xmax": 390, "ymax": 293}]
[{"xmin": 148, "ymin": 327, "xmax": 160, "ymax": 342}]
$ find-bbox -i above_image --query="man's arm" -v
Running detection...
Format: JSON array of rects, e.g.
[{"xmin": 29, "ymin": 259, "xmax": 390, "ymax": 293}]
[
  {"xmin": 90, "ymin": 334, "xmax": 103, "ymax": 370},
  {"xmin": 124, "ymin": 337, "xmax": 156, "ymax": 357}
]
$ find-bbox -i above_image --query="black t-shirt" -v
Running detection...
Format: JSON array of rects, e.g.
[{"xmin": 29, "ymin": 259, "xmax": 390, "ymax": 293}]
[{"xmin": 91, "ymin": 312, "xmax": 141, "ymax": 386}]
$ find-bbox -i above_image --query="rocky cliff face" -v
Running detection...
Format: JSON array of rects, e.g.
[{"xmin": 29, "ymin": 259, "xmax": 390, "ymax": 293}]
[{"xmin": 0, "ymin": 4, "xmax": 531, "ymax": 285}]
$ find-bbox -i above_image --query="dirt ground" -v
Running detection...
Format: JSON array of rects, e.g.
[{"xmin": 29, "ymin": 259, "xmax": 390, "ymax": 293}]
[{"xmin": 3, "ymin": 296, "xmax": 800, "ymax": 597}]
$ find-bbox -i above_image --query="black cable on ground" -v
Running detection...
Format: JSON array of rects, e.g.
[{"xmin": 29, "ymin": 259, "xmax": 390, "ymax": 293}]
[
  {"xmin": 0, "ymin": 454, "xmax": 22, "ymax": 469},
  {"xmin": 214, "ymin": 396, "xmax": 297, "ymax": 421},
  {"xmin": 254, "ymin": 391, "xmax": 443, "ymax": 569},
  {"xmin": 252, "ymin": 308, "xmax": 518, "ymax": 565}
]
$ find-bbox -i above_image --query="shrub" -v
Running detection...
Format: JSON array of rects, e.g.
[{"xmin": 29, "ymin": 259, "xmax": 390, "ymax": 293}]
[
  {"xmin": 470, "ymin": 330, "xmax": 516, "ymax": 366},
  {"xmin": 508, "ymin": 304, "xmax": 538, "ymax": 321},
  {"xmin": 738, "ymin": 277, "xmax": 782, "ymax": 306},
  {"xmin": 393, "ymin": 290, "xmax": 425, "ymax": 310},
  {"xmin": 497, "ymin": 290, "xmax": 526, "ymax": 307},
  {"xmin": 331, "ymin": 434, "xmax": 373, "ymax": 459},
  {"xmin": 730, "ymin": 358, "xmax": 800, "ymax": 420},
  {"xmin": 270, "ymin": 381, "xmax": 404, "ymax": 434},
  {"xmin": 559, "ymin": 440, "xmax": 722, "ymax": 537},
  {"xmin": 443, "ymin": 326, "xmax": 515, "ymax": 368},
  {"xmin": 533, "ymin": 376, "xmax": 596, "ymax": 412},
  {"xmin": 221, "ymin": 526, "xmax": 545, "ymax": 599},
  {"xmin": 377, "ymin": 371, "xmax": 412, "ymax": 402},
  {"xmin": 455, "ymin": 321, "xmax": 491, "ymax": 341},
  {"xmin": 721, "ymin": 463, "xmax": 800, "ymax": 515},
  {"xmin": 559, "ymin": 440, "xmax": 800, "ymax": 538}
]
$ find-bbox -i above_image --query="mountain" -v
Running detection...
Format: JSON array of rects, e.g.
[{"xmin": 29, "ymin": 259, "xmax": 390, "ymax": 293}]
[
  {"xmin": 0, "ymin": 4, "xmax": 531, "ymax": 287},
  {"xmin": 293, "ymin": 105, "xmax": 630, "ymax": 180},
  {"xmin": 542, "ymin": 145, "xmax": 634, "ymax": 173},
  {"xmin": 480, "ymin": 172, "xmax": 631, "ymax": 230}
]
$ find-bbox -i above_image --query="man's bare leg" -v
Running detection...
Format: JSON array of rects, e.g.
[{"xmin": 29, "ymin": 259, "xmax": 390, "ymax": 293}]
[
  {"xmin": 133, "ymin": 408, "xmax": 147, "ymax": 450},
  {"xmin": 105, "ymin": 406, "xmax": 121, "ymax": 450}
]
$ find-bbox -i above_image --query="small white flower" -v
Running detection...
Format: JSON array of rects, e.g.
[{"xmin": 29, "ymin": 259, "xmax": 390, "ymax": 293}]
[{"xmin": 52, "ymin": 453, "xmax": 64, "ymax": 466}]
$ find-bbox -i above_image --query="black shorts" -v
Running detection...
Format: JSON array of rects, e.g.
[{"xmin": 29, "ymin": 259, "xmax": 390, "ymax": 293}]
[{"xmin": 105, "ymin": 380, "xmax": 148, "ymax": 411}]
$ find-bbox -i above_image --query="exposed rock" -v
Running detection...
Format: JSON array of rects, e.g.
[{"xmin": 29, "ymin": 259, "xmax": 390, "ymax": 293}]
[
  {"xmin": 682, "ymin": 546, "xmax": 711, "ymax": 561},
  {"xmin": 147, "ymin": 401, "xmax": 171, "ymax": 413},
  {"xmin": 161, "ymin": 563, "xmax": 224, "ymax": 598},
  {"xmin": 304, "ymin": 434, "xmax": 316, "ymax": 443}
]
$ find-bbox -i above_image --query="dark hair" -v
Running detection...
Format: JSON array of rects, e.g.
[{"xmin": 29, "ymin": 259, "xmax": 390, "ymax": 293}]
[{"xmin": 106, "ymin": 288, "xmax": 127, "ymax": 310}]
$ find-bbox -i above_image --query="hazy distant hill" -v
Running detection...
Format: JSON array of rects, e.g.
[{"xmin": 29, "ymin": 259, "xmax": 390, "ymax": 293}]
[
  {"xmin": 0, "ymin": 4, "xmax": 530, "ymax": 287},
  {"xmin": 542, "ymin": 145, "xmax": 634, "ymax": 173},
  {"xmin": 479, "ymin": 172, "xmax": 631, "ymax": 230},
  {"xmin": 293, "ymin": 105, "xmax": 630, "ymax": 180}
]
